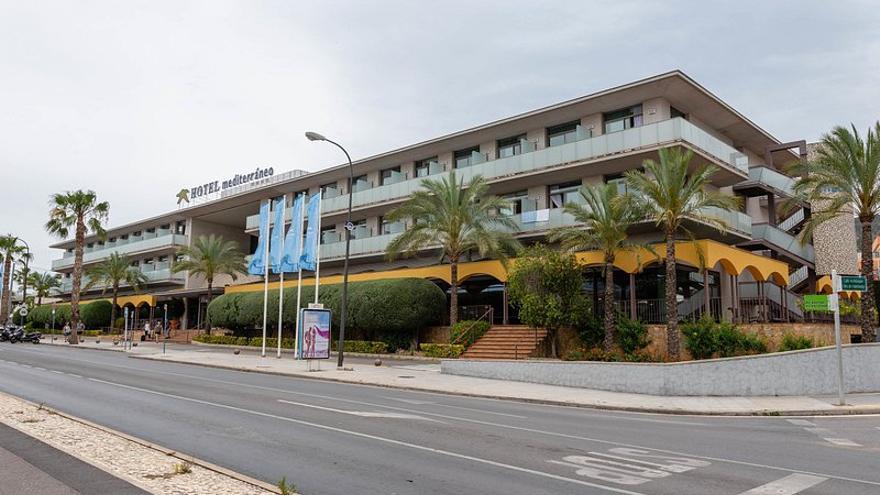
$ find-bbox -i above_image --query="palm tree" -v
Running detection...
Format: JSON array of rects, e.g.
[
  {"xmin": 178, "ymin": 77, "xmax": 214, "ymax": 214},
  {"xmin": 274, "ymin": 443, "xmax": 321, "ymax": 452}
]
[
  {"xmin": 86, "ymin": 253, "xmax": 148, "ymax": 330},
  {"xmin": 45, "ymin": 190, "xmax": 110, "ymax": 344},
  {"xmin": 385, "ymin": 171, "xmax": 521, "ymax": 325},
  {"xmin": 625, "ymin": 147, "xmax": 740, "ymax": 360},
  {"xmin": 171, "ymin": 234, "xmax": 246, "ymax": 333},
  {"xmin": 549, "ymin": 183, "xmax": 645, "ymax": 351},
  {"xmin": 29, "ymin": 272, "xmax": 61, "ymax": 306},
  {"xmin": 0, "ymin": 235, "xmax": 27, "ymax": 324},
  {"xmin": 788, "ymin": 123, "xmax": 880, "ymax": 342}
]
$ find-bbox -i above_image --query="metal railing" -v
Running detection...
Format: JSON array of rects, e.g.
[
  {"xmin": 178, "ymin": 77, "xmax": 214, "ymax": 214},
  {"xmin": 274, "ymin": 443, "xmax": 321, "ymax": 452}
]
[
  {"xmin": 779, "ymin": 207, "xmax": 806, "ymax": 232},
  {"xmin": 451, "ymin": 306, "xmax": 494, "ymax": 347}
]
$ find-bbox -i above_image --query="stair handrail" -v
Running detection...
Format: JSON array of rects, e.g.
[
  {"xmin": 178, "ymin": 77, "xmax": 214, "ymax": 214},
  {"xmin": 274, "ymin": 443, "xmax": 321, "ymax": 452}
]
[
  {"xmin": 452, "ymin": 307, "xmax": 494, "ymax": 346},
  {"xmin": 779, "ymin": 207, "xmax": 805, "ymax": 232}
]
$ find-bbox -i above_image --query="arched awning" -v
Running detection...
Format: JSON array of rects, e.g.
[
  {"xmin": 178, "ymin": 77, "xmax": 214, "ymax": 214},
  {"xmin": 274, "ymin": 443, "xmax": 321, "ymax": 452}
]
[{"xmin": 816, "ymin": 275, "xmax": 861, "ymax": 299}]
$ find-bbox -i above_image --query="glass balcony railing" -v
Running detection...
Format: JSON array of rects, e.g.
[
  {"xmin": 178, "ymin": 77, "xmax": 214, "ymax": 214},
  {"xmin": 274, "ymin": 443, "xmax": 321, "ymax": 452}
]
[
  {"xmin": 747, "ymin": 167, "xmax": 796, "ymax": 197},
  {"xmin": 51, "ymin": 234, "xmax": 188, "ymax": 271},
  {"xmin": 59, "ymin": 268, "xmax": 185, "ymax": 293},
  {"xmin": 751, "ymin": 223, "xmax": 815, "ymax": 262}
]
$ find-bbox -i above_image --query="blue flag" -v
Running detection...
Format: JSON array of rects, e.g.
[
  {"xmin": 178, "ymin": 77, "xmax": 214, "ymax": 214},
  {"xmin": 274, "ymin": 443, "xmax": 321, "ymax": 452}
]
[
  {"xmin": 300, "ymin": 193, "xmax": 321, "ymax": 271},
  {"xmin": 269, "ymin": 196, "xmax": 286, "ymax": 273},
  {"xmin": 280, "ymin": 194, "xmax": 305, "ymax": 273},
  {"xmin": 247, "ymin": 199, "xmax": 270, "ymax": 275}
]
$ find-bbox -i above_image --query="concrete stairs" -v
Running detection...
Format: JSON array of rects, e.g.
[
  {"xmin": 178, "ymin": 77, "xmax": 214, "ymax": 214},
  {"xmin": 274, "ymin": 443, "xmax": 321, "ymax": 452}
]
[{"xmin": 461, "ymin": 325, "xmax": 548, "ymax": 360}]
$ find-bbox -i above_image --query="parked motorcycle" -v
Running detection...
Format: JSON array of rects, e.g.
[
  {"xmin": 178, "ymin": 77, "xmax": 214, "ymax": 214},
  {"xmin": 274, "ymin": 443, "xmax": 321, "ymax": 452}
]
[{"xmin": 6, "ymin": 326, "xmax": 41, "ymax": 344}]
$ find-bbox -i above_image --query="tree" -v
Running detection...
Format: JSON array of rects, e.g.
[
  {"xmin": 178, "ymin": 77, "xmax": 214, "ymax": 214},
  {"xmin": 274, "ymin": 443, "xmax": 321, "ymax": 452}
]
[
  {"xmin": 625, "ymin": 147, "xmax": 740, "ymax": 360},
  {"xmin": 507, "ymin": 245, "xmax": 590, "ymax": 357},
  {"xmin": 0, "ymin": 235, "xmax": 27, "ymax": 324},
  {"xmin": 548, "ymin": 183, "xmax": 645, "ymax": 352},
  {"xmin": 29, "ymin": 272, "xmax": 61, "ymax": 306},
  {"xmin": 172, "ymin": 234, "xmax": 246, "ymax": 333},
  {"xmin": 86, "ymin": 252, "xmax": 148, "ymax": 330},
  {"xmin": 385, "ymin": 171, "xmax": 520, "ymax": 325},
  {"xmin": 45, "ymin": 190, "xmax": 110, "ymax": 344},
  {"xmin": 788, "ymin": 123, "xmax": 880, "ymax": 342}
]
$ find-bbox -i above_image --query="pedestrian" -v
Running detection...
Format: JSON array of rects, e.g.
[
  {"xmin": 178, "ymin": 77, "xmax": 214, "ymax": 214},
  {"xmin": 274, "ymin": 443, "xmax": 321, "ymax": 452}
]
[
  {"xmin": 62, "ymin": 323, "xmax": 71, "ymax": 338},
  {"xmin": 143, "ymin": 321, "xmax": 151, "ymax": 340}
]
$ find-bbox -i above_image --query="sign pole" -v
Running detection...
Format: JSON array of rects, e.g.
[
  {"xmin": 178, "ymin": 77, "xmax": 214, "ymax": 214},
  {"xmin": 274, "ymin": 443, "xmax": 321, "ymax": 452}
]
[
  {"xmin": 313, "ymin": 192, "xmax": 323, "ymax": 305},
  {"xmin": 831, "ymin": 269, "xmax": 845, "ymax": 406},
  {"xmin": 260, "ymin": 199, "xmax": 271, "ymax": 358}
]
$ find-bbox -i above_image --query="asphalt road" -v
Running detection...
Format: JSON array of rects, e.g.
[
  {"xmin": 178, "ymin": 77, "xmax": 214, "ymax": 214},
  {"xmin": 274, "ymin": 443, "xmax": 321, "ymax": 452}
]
[{"xmin": 0, "ymin": 344, "xmax": 878, "ymax": 495}]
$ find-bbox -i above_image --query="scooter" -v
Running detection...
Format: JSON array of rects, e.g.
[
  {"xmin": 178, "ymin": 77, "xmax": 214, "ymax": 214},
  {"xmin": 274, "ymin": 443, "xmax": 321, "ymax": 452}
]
[
  {"xmin": 8, "ymin": 326, "xmax": 41, "ymax": 344},
  {"xmin": 0, "ymin": 326, "xmax": 12, "ymax": 342}
]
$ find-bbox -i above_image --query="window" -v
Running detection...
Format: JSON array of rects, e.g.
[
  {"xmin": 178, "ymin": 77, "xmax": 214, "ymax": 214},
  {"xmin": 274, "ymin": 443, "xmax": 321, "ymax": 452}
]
[
  {"xmin": 159, "ymin": 224, "xmax": 170, "ymax": 230},
  {"xmin": 415, "ymin": 157, "xmax": 441, "ymax": 177},
  {"xmin": 603, "ymin": 104, "xmax": 643, "ymax": 133},
  {"xmin": 454, "ymin": 147, "xmax": 482, "ymax": 168},
  {"xmin": 133, "ymin": 230, "xmax": 142, "ymax": 237},
  {"xmin": 500, "ymin": 190, "xmax": 529, "ymax": 215},
  {"xmin": 175, "ymin": 221, "xmax": 186, "ymax": 235},
  {"xmin": 604, "ymin": 172, "xmax": 633, "ymax": 195},
  {"xmin": 379, "ymin": 216, "xmax": 404, "ymax": 235},
  {"xmin": 549, "ymin": 181, "xmax": 582, "ymax": 208},
  {"xmin": 352, "ymin": 174, "xmax": 371, "ymax": 192},
  {"xmin": 381, "ymin": 167, "xmax": 403, "ymax": 186},
  {"xmin": 120, "ymin": 234, "xmax": 128, "ymax": 240},
  {"xmin": 547, "ymin": 121, "xmax": 585, "ymax": 147},
  {"xmin": 157, "ymin": 255, "xmax": 168, "ymax": 263},
  {"xmin": 321, "ymin": 182, "xmax": 340, "ymax": 198},
  {"xmin": 351, "ymin": 219, "xmax": 369, "ymax": 239},
  {"xmin": 671, "ymin": 106, "xmax": 687, "ymax": 120},
  {"xmin": 86, "ymin": 242, "xmax": 93, "ymax": 249},
  {"xmin": 108, "ymin": 237, "xmax": 116, "ymax": 243},
  {"xmin": 320, "ymin": 225, "xmax": 338, "ymax": 244},
  {"xmin": 497, "ymin": 135, "xmax": 526, "ymax": 159},
  {"xmin": 146, "ymin": 227, "xmax": 155, "ymax": 234}
]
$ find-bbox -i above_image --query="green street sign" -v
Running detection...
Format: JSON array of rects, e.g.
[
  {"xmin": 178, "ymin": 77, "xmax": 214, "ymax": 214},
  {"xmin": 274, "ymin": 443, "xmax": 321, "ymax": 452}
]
[
  {"xmin": 840, "ymin": 275, "xmax": 867, "ymax": 292},
  {"xmin": 803, "ymin": 295, "xmax": 831, "ymax": 312}
]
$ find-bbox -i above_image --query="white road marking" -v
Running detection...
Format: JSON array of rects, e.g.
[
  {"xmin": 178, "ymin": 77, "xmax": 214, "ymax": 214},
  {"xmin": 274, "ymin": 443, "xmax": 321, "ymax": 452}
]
[
  {"xmin": 786, "ymin": 419, "xmax": 815, "ymax": 427},
  {"xmin": 87, "ymin": 377, "xmax": 646, "ymax": 495},
  {"xmin": 68, "ymin": 374, "xmax": 82, "ymax": 379},
  {"xmin": 278, "ymin": 399, "xmax": 439, "ymax": 421},
  {"xmin": 737, "ymin": 473, "xmax": 827, "ymax": 494},
  {"xmin": 9, "ymin": 349, "xmax": 879, "ymax": 489},
  {"xmin": 823, "ymin": 438, "xmax": 862, "ymax": 447},
  {"xmin": 803, "ymin": 427, "xmax": 832, "ymax": 435},
  {"xmin": 50, "ymin": 370, "xmax": 63, "ymax": 374},
  {"xmin": 385, "ymin": 397, "xmax": 527, "ymax": 418}
]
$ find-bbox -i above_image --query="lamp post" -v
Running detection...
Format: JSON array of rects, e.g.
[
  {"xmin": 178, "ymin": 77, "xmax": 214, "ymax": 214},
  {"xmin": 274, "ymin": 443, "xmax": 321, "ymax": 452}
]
[{"xmin": 305, "ymin": 131, "xmax": 353, "ymax": 369}]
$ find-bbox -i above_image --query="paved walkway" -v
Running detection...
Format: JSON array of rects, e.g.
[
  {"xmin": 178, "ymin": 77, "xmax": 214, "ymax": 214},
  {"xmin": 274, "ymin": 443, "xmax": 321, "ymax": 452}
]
[{"xmin": 42, "ymin": 339, "xmax": 880, "ymax": 416}]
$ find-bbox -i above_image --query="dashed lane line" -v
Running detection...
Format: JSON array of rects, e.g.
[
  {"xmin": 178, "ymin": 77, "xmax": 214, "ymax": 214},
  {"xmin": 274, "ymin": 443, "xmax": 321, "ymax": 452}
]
[
  {"xmin": 786, "ymin": 419, "xmax": 815, "ymax": 427},
  {"xmin": 736, "ymin": 473, "xmax": 827, "ymax": 494},
  {"xmin": 87, "ymin": 377, "xmax": 647, "ymax": 495},
  {"xmin": 823, "ymin": 438, "xmax": 862, "ymax": 447}
]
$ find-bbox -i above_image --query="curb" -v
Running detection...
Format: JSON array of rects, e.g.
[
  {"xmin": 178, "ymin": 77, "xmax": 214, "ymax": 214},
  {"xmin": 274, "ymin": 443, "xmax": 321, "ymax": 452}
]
[
  {"xmin": 0, "ymin": 390, "xmax": 284, "ymax": 494},
  {"xmin": 127, "ymin": 354, "xmax": 880, "ymax": 417},
  {"xmin": 189, "ymin": 341, "xmax": 440, "ymax": 362}
]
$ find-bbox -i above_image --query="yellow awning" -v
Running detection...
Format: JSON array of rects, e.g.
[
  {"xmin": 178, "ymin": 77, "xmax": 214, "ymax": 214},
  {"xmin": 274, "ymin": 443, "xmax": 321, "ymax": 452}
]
[{"xmin": 816, "ymin": 275, "xmax": 861, "ymax": 299}]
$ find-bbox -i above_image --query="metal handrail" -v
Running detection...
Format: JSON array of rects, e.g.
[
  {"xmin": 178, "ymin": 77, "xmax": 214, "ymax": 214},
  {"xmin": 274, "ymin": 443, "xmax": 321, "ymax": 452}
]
[{"xmin": 451, "ymin": 307, "xmax": 493, "ymax": 346}]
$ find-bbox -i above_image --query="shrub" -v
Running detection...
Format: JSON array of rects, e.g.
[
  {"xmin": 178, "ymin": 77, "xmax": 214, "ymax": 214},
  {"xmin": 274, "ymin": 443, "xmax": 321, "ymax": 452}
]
[
  {"xmin": 207, "ymin": 278, "xmax": 445, "ymax": 350},
  {"xmin": 28, "ymin": 301, "xmax": 111, "ymax": 329},
  {"xmin": 779, "ymin": 333, "xmax": 814, "ymax": 352},
  {"xmin": 575, "ymin": 313, "xmax": 603, "ymax": 348},
  {"xmin": 681, "ymin": 317, "xmax": 718, "ymax": 360},
  {"xmin": 331, "ymin": 340, "xmax": 389, "ymax": 354},
  {"xmin": 419, "ymin": 343, "xmax": 464, "ymax": 358},
  {"xmin": 563, "ymin": 347, "xmax": 620, "ymax": 362},
  {"xmin": 80, "ymin": 300, "xmax": 113, "ymax": 328},
  {"xmin": 615, "ymin": 317, "xmax": 650, "ymax": 355},
  {"xmin": 683, "ymin": 318, "xmax": 768, "ymax": 359},
  {"xmin": 450, "ymin": 320, "xmax": 490, "ymax": 347}
]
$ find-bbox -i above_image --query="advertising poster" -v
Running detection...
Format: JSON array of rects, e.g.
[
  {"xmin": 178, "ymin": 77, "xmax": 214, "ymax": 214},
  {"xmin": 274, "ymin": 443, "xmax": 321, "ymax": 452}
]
[{"xmin": 300, "ymin": 308, "xmax": 331, "ymax": 359}]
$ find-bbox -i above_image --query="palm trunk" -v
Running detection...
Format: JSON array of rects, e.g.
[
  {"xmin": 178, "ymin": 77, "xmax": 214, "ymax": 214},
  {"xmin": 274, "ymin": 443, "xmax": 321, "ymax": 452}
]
[
  {"xmin": 603, "ymin": 259, "xmax": 615, "ymax": 352},
  {"xmin": 205, "ymin": 278, "xmax": 213, "ymax": 335},
  {"xmin": 70, "ymin": 218, "xmax": 85, "ymax": 344},
  {"xmin": 449, "ymin": 258, "xmax": 459, "ymax": 326},
  {"xmin": 0, "ymin": 256, "xmax": 11, "ymax": 323},
  {"xmin": 110, "ymin": 285, "xmax": 119, "ymax": 333},
  {"xmin": 665, "ymin": 229, "xmax": 680, "ymax": 360},
  {"xmin": 37, "ymin": 295, "xmax": 43, "ymax": 306},
  {"xmin": 860, "ymin": 220, "xmax": 877, "ymax": 342}
]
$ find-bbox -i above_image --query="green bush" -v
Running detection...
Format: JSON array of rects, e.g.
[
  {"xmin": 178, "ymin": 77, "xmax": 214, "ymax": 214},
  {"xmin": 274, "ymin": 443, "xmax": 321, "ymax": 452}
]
[
  {"xmin": 207, "ymin": 278, "xmax": 445, "ymax": 350},
  {"xmin": 28, "ymin": 301, "xmax": 111, "ymax": 329},
  {"xmin": 779, "ymin": 333, "xmax": 814, "ymax": 352},
  {"xmin": 575, "ymin": 313, "xmax": 603, "ymax": 348},
  {"xmin": 563, "ymin": 347, "xmax": 620, "ymax": 362},
  {"xmin": 615, "ymin": 317, "xmax": 650, "ymax": 355},
  {"xmin": 193, "ymin": 334, "xmax": 249, "ymax": 346},
  {"xmin": 450, "ymin": 320, "xmax": 490, "ymax": 347},
  {"xmin": 80, "ymin": 300, "xmax": 113, "ymax": 328},
  {"xmin": 681, "ymin": 318, "xmax": 718, "ymax": 360},
  {"xmin": 419, "ymin": 343, "xmax": 464, "ymax": 358},
  {"xmin": 331, "ymin": 340, "xmax": 389, "ymax": 354},
  {"xmin": 683, "ymin": 318, "xmax": 768, "ymax": 360}
]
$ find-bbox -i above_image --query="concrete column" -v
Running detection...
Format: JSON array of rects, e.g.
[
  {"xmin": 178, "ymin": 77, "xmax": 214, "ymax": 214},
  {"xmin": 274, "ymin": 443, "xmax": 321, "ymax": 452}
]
[
  {"xmin": 720, "ymin": 271, "xmax": 733, "ymax": 322},
  {"xmin": 629, "ymin": 273, "xmax": 636, "ymax": 320},
  {"xmin": 502, "ymin": 283, "xmax": 509, "ymax": 325},
  {"xmin": 182, "ymin": 298, "xmax": 189, "ymax": 330},
  {"xmin": 704, "ymin": 271, "xmax": 711, "ymax": 319},
  {"xmin": 767, "ymin": 194, "xmax": 777, "ymax": 226}
]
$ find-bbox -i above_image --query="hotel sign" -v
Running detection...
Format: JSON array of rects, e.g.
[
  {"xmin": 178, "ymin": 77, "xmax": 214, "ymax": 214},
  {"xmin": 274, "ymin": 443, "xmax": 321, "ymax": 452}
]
[{"xmin": 188, "ymin": 167, "xmax": 275, "ymax": 201}]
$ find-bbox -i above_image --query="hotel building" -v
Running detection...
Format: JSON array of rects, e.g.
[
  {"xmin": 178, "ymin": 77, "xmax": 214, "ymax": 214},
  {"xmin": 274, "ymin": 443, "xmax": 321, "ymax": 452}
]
[{"xmin": 49, "ymin": 71, "xmax": 840, "ymax": 329}]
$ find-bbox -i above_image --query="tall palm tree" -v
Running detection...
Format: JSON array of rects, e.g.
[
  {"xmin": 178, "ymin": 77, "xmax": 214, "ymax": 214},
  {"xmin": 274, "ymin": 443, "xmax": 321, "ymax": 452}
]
[
  {"xmin": 788, "ymin": 123, "xmax": 880, "ymax": 342},
  {"xmin": 385, "ymin": 171, "xmax": 521, "ymax": 325},
  {"xmin": 0, "ymin": 235, "xmax": 27, "ymax": 323},
  {"xmin": 45, "ymin": 190, "xmax": 110, "ymax": 344},
  {"xmin": 29, "ymin": 272, "xmax": 61, "ymax": 306},
  {"xmin": 171, "ymin": 234, "xmax": 246, "ymax": 333},
  {"xmin": 549, "ymin": 183, "xmax": 645, "ymax": 351},
  {"xmin": 625, "ymin": 147, "xmax": 740, "ymax": 360},
  {"xmin": 86, "ymin": 253, "xmax": 148, "ymax": 330}
]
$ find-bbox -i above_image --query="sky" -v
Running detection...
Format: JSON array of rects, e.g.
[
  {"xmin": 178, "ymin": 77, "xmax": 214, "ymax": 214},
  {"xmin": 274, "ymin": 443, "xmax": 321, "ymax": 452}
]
[{"xmin": 1, "ymin": 0, "xmax": 878, "ymax": 275}]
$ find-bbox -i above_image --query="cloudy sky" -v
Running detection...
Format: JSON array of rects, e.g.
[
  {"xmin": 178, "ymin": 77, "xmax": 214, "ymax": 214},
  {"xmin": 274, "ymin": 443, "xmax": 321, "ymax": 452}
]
[{"xmin": 1, "ymin": 0, "xmax": 878, "ymax": 272}]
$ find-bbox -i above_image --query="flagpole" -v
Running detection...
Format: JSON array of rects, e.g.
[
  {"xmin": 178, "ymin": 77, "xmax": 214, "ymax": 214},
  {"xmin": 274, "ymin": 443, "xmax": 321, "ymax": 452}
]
[
  {"xmin": 314, "ymin": 191, "xmax": 323, "ymax": 305},
  {"xmin": 276, "ymin": 194, "xmax": 288, "ymax": 359},
  {"xmin": 294, "ymin": 193, "xmax": 306, "ymax": 360},
  {"xmin": 261, "ymin": 199, "xmax": 271, "ymax": 358}
]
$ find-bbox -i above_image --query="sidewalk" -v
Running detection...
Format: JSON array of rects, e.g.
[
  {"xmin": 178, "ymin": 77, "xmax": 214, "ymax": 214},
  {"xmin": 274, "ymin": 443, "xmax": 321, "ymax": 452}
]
[{"xmin": 46, "ymin": 339, "xmax": 880, "ymax": 416}]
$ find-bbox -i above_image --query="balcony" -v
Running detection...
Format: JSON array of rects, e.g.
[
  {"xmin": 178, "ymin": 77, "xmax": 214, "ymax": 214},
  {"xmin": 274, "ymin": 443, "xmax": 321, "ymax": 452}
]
[
  {"xmin": 52, "ymin": 233, "xmax": 188, "ymax": 271},
  {"xmin": 733, "ymin": 166, "xmax": 797, "ymax": 198},
  {"xmin": 59, "ymin": 267, "xmax": 186, "ymax": 294},
  {"xmin": 747, "ymin": 223, "xmax": 815, "ymax": 264}
]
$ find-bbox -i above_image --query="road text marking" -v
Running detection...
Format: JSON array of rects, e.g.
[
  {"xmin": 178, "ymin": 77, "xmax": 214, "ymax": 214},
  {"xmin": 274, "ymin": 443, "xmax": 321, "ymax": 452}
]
[{"xmin": 737, "ymin": 473, "xmax": 827, "ymax": 494}]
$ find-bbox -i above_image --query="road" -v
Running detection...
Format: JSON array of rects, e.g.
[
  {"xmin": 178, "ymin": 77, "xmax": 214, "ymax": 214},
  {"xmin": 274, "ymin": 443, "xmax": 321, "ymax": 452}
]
[{"xmin": 0, "ymin": 343, "xmax": 878, "ymax": 495}]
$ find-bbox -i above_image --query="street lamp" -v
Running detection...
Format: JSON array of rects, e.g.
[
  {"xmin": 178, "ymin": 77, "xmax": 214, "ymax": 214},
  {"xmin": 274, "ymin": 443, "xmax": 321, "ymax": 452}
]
[{"xmin": 306, "ymin": 131, "xmax": 353, "ymax": 370}]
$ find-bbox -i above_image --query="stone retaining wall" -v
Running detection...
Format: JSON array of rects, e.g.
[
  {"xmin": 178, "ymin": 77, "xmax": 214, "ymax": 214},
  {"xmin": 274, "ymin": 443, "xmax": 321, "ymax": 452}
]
[{"xmin": 442, "ymin": 343, "xmax": 880, "ymax": 396}]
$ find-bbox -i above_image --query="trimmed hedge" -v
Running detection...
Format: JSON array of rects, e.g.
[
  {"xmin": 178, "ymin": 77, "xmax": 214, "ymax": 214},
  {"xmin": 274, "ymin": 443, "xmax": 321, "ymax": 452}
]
[
  {"xmin": 207, "ymin": 278, "xmax": 445, "ymax": 350},
  {"xmin": 332, "ymin": 340, "xmax": 389, "ymax": 354},
  {"xmin": 193, "ymin": 334, "xmax": 389, "ymax": 354},
  {"xmin": 28, "ymin": 300, "xmax": 113, "ymax": 329},
  {"xmin": 419, "ymin": 343, "xmax": 464, "ymax": 358}
]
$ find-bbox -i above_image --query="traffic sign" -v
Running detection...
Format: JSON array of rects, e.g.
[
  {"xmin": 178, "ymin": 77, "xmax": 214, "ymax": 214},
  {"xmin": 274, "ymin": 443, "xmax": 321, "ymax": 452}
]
[
  {"xmin": 803, "ymin": 295, "xmax": 830, "ymax": 312},
  {"xmin": 839, "ymin": 275, "xmax": 867, "ymax": 292}
]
